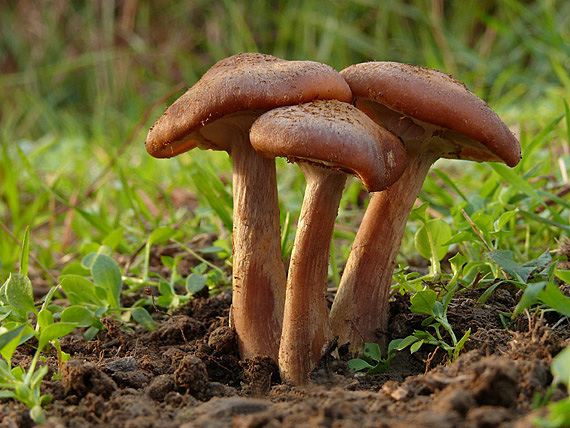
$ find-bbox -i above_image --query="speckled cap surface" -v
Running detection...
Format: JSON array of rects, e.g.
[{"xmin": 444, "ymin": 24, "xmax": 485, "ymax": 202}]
[
  {"xmin": 146, "ymin": 53, "xmax": 353, "ymax": 158},
  {"xmin": 341, "ymin": 61, "xmax": 521, "ymax": 167},
  {"xmin": 249, "ymin": 100, "xmax": 407, "ymax": 192}
]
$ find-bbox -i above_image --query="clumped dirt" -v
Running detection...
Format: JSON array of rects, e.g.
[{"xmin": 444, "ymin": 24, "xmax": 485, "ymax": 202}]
[{"xmin": 1, "ymin": 280, "xmax": 569, "ymax": 427}]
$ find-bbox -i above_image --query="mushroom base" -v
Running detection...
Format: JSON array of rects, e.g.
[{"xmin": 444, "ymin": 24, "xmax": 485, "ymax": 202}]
[
  {"xmin": 279, "ymin": 164, "xmax": 346, "ymax": 385},
  {"xmin": 330, "ymin": 153, "xmax": 437, "ymax": 353},
  {"xmin": 230, "ymin": 128, "xmax": 287, "ymax": 362}
]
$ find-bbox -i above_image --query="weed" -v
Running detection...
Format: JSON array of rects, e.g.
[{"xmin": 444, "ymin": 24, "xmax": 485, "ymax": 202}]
[
  {"xmin": 0, "ymin": 230, "xmax": 75, "ymax": 423},
  {"xmin": 59, "ymin": 245, "xmax": 156, "ymax": 340},
  {"xmin": 348, "ymin": 340, "xmax": 401, "ymax": 375},
  {"xmin": 534, "ymin": 345, "xmax": 570, "ymax": 427}
]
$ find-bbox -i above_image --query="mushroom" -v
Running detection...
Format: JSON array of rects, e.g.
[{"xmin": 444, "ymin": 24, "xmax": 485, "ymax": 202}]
[
  {"xmin": 250, "ymin": 99, "xmax": 407, "ymax": 384},
  {"xmin": 146, "ymin": 53, "xmax": 353, "ymax": 362},
  {"xmin": 329, "ymin": 61, "xmax": 521, "ymax": 352}
]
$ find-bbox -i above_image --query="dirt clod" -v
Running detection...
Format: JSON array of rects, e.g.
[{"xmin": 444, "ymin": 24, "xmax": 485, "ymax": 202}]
[
  {"xmin": 1, "ymin": 289, "xmax": 567, "ymax": 427},
  {"xmin": 241, "ymin": 356, "xmax": 279, "ymax": 397},
  {"xmin": 146, "ymin": 374, "xmax": 176, "ymax": 401},
  {"xmin": 180, "ymin": 396, "xmax": 270, "ymax": 428},
  {"xmin": 60, "ymin": 359, "xmax": 117, "ymax": 398},
  {"xmin": 155, "ymin": 314, "xmax": 204, "ymax": 344},
  {"xmin": 469, "ymin": 356, "xmax": 520, "ymax": 407},
  {"xmin": 173, "ymin": 354, "xmax": 209, "ymax": 398}
]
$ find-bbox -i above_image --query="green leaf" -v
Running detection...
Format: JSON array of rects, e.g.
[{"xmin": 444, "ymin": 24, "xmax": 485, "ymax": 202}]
[
  {"xmin": 189, "ymin": 164, "xmax": 233, "ymax": 232},
  {"xmin": 19, "ymin": 227, "xmax": 30, "ymax": 276},
  {"xmin": 4, "ymin": 274, "xmax": 36, "ymax": 313},
  {"xmin": 538, "ymin": 283, "xmax": 570, "ymax": 318},
  {"xmin": 199, "ymin": 246, "xmax": 226, "ymax": 254},
  {"xmin": 131, "ymin": 307, "xmax": 156, "ymax": 331},
  {"xmin": 160, "ymin": 256, "xmax": 175, "ymax": 270},
  {"xmin": 519, "ymin": 114, "xmax": 563, "ymax": 170},
  {"xmin": 60, "ymin": 261, "xmax": 91, "ymax": 277},
  {"xmin": 489, "ymin": 163, "xmax": 548, "ymax": 209},
  {"xmin": 158, "ymin": 280, "xmax": 174, "ymax": 297},
  {"xmin": 37, "ymin": 309, "xmax": 54, "ymax": 329},
  {"xmin": 61, "ymin": 306, "xmax": 96, "ymax": 328},
  {"xmin": 347, "ymin": 358, "xmax": 374, "ymax": 372},
  {"xmin": 40, "ymin": 394, "xmax": 53, "ymax": 406},
  {"xmin": 556, "ymin": 270, "xmax": 570, "ymax": 284},
  {"xmin": 0, "ymin": 325, "xmax": 27, "ymax": 353},
  {"xmin": 487, "ymin": 250, "xmax": 535, "ymax": 282},
  {"xmin": 88, "ymin": 253, "xmax": 122, "ymax": 308},
  {"xmin": 75, "ymin": 207, "xmax": 112, "ymax": 235},
  {"xmin": 394, "ymin": 335, "xmax": 420, "ymax": 351},
  {"xmin": 432, "ymin": 301, "xmax": 445, "ymax": 318},
  {"xmin": 192, "ymin": 263, "xmax": 208, "ymax": 275},
  {"xmin": 142, "ymin": 227, "xmax": 177, "ymax": 282},
  {"xmin": 38, "ymin": 322, "xmax": 77, "ymax": 351},
  {"xmin": 0, "ymin": 324, "xmax": 30, "ymax": 363},
  {"xmin": 149, "ymin": 227, "xmax": 177, "ymax": 246},
  {"xmin": 512, "ymin": 281, "xmax": 546, "ymax": 317},
  {"xmin": 449, "ymin": 252, "xmax": 467, "ymax": 275},
  {"xmin": 186, "ymin": 273, "xmax": 208, "ymax": 294},
  {"xmin": 414, "ymin": 218, "xmax": 452, "ymax": 261},
  {"xmin": 30, "ymin": 405, "xmax": 46, "ymax": 424},
  {"xmin": 387, "ymin": 339, "xmax": 402, "ymax": 355},
  {"xmin": 409, "ymin": 202, "xmax": 429, "ymax": 223},
  {"xmin": 518, "ymin": 209, "xmax": 570, "ymax": 233},
  {"xmin": 84, "ymin": 327, "xmax": 100, "ymax": 342},
  {"xmin": 432, "ymin": 169, "xmax": 468, "ymax": 202},
  {"xmin": 454, "ymin": 329, "xmax": 471, "ymax": 361},
  {"xmin": 363, "ymin": 342, "xmax": 382, "ymax": 362},
  {"xmin": 494, "ymin": 210, "xmax": 518, "ymax": 231},
  {"xmin": 551, "ymin": 344, "xmax": 570, "ymax": 386},
  {"xmin": 444, "ymin": 231, "xmax": 473, "ymax": 246},
  {"xmin": 0, "ymin": 307, "xmax": 11, "ymax": 322},
  {"xmin": 0, "ymin": 281, "xmax": 7, "ymax": 305},
  {"xmin": 410, "ymin": 339, "xmax": 424, "ymax": 353},
  {"xmin": 102, "ymin": 228, "xmax": 125, "ymax": 251},
  {"xmin": 410, "ymin": 290, "xmax": 437, "ymax": 316},
  {"xmin": 60, "ymin": 275, "xmax": 105, "ymax": 306},
  {"xmin": 478, "ymin": 281, "xmax": 503, "ymax": 304}
]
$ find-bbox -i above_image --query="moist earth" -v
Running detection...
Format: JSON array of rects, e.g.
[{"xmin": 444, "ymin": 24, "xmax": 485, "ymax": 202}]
[{"xmin": 2, "ymin": 281, "xmax": 568, "ymax": 427}]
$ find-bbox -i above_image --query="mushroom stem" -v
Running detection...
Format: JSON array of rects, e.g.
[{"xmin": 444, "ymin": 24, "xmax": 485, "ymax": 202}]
[
  {"xmin": 279, "ymin": 163, "xmax": 346, "ymax": 385},
  {"xmin": 231, "ymin": 135, "xmax": 286, "ymax": 362},
  {"xmin": 330, "ymin": 152, "xmax": 437, "ymax": 352}
]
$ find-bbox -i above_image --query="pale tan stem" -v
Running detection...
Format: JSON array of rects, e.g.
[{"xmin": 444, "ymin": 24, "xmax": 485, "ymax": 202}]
[
  {"xmin": 330, "ymin": 153, "xmax": 437, "ymax": 352},
  {"xmin": 231, "ymin": 137, "xmax": 287, "ymax": 362},
  {"xmin": 279, "ymin": 164, "xmax": 346, "ymax": 385}
]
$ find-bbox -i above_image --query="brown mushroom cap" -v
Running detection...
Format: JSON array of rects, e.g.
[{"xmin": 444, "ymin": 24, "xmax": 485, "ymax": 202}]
[
  {"xmin": 250, "ymin": 100, "xmax": 407, "ymax": 192},
  {"xmin": 146, "ymin": 53, "xmax": 353, "ymax": 158},
  {"xmin": 340, "ymin": 61, "xmax": 521, "ymax": 167}
]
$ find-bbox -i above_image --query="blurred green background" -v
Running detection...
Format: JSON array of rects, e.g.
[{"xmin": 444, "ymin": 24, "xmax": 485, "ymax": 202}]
[{"xmin": 1, "ymin": 0, "xmax": 569, "ymax": 280}]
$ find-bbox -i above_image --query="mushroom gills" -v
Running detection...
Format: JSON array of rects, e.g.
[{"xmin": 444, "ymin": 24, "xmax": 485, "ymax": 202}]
[{"xmin": 356, "ymin": 99, "xmax": 506, "ymax": 162}]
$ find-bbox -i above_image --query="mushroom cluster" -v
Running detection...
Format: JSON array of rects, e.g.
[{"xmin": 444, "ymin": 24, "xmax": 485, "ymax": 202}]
[{"xmin": 146, "ymin": 54, "xmax": 521, "ymax": 386}]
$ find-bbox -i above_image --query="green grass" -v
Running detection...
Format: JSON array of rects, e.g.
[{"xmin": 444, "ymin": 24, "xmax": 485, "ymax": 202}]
[
  {"xmin": 0, "ymin": 0, "xmax": 568, "ymax": 308},
  {"xmin": 1, "ymin": 0, "xmax": 570, "ymax": 422},
  {"xmin": 1, "ymin": 0, "xmax": 569, "ymax": 315}
]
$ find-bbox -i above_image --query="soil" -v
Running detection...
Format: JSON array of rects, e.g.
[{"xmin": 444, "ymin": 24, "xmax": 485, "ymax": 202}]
[{"xmin": 2, "ymin": 255, "xmax": 570, "ymax": 427}]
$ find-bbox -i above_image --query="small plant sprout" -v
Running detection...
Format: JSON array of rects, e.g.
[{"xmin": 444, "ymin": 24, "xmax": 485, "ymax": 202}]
[
  {"xmin": 146, "ymin": 53, "xmax": 353, "ymax": 362},
  {"xmin": 250, "ymin": 99, "xmax": 406, "ymax": 384},
  {"xmin": 60, "ymin": 246, "xmax": 156, "ymax": 340},
  {"xmin": 330, "ymin": 61, "xmax": 521, "ymax": 352},
  {"xmin": 411, "ymin": 203, "xmax": 453, "ymax": 281},
  {"xmin": 396, "ymin": 276, "xmax": 471, "ymax": 363},
  {"xmin": 0, "ymin": 229, "xmax": 76, "ymax": 424},
  {"xmin": 348, "ymin": 340, "xmax": 401, "ymax": 375}
]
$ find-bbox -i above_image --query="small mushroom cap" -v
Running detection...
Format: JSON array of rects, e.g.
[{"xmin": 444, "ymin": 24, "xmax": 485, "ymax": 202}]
[
  {"xmin": 249, "ymin": 100, "xmax": 407, "ymax": 192},
  {"xmin": 146, "ymin": 53, "xmax": 353, "ymax": 158},
  {"xmin": 340, "ymin": 61, "xmax": 521, "ymax": 167}
]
